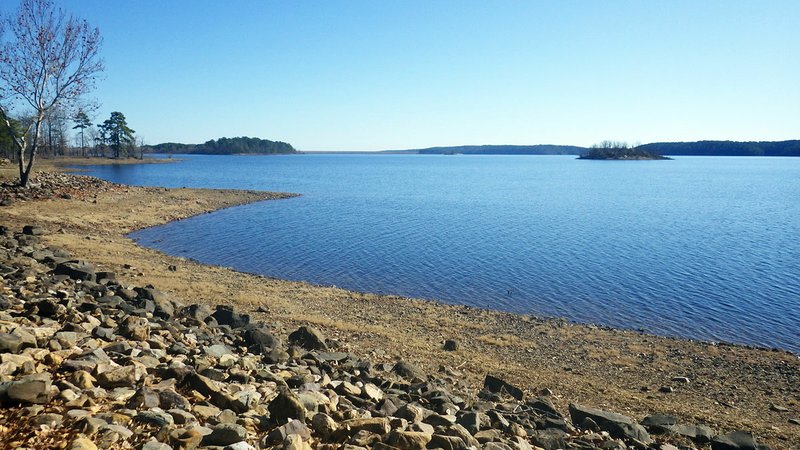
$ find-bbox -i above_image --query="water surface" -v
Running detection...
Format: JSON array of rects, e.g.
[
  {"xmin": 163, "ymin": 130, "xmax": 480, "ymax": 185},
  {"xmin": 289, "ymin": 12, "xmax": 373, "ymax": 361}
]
[{"xmin": 80, "ymin": 154, "xmax": 800, "ymax": 353}]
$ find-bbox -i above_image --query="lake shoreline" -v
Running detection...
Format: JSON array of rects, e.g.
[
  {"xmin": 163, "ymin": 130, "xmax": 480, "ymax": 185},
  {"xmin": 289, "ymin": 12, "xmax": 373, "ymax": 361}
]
[{"xmin": 1, "ymin": 158, "xmax": 798, "ymax": 448}]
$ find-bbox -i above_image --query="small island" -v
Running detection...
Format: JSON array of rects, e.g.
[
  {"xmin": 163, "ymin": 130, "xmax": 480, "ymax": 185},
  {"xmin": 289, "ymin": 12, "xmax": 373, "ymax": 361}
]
[
  {"xmin": 148, "ymin": 136, "xmax": 297, "ymax": 155},
  {"xmin": 579, "ymin": 141, "xmax": 671, "ymax": 160}
]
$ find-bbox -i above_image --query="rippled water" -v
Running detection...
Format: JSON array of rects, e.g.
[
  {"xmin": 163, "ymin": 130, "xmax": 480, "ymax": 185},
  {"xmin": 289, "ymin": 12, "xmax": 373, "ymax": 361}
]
[{"xmin": 79, "ymin": 154, "xmax": 800, "ymax": 353}]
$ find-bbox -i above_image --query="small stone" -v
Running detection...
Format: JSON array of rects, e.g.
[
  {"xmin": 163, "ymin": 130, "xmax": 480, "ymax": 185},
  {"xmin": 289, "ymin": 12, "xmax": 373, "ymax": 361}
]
[
  {"xmin": 770, "ymin": 404, "xmax": 788, "ymax": 412},
  {"xmin": 386, "ymin": 430, "xmax": 432, "ymax": 450},
  {"xmin": 311, "ymin": 413, "xmax": 338, "ymax": 438},
  {"xmin": 283, "ymin": 434, "xmax": 310, "ymax": 450},
  {"xmin": 395, "ymin": 404, "xmax": 424, "ymax": 423},
  {"xmin": 193, "ymin": 404, "xmax": 222, "ymax": 420},
  {"xmin": 203, "ymin": 423, "xmax": 247, "ymax": 447},
  {"xmin": 127, "ymin": 386, "xmax": 160, "ymax": 409},
  {"xmin": 170, "ymin": 427, "xmax": 204, "ymax": 449},
  {"xmin": 216, "ymin": 409, "xmax": 238, "ymax": 424},
  {"xmin": 659, "ymin": 386, "xmax": 675, "ymax": 393},
  {"xmin": 32, "ymin": 413, "xmax": 64, "ymax": 429},
  {"xmin": 142, "ymin": 442, "xmax": 172, "ymax": 450},
  {"xmin": 337, "ymin": 381, "xmax": 362, "ymax": 397},
  {"xmin": 672, "ymin": 376, "xmax": 691, "ymax": 383},
  {"xmin": 339, "ymin": 417, "xmax": 390, "ymax": 436},
  {"xmin": 70, "ymin": 370, "xmax": 96, "ymax": 389},
  {"xmin": 789, "ymin": 418, "xmax": 800, "ymax": 425},
  {"xmin": 70, "ymin": 436, "xmax": 98, "ymax": 450},
  {"xmin": 206, "ymin": 344, "xmax": 234, "ymax": 359},
  {"xmin": 443, "ymin": 339, "xmax": 459, "ymax": 351},
  {"xmin": 169, "ymin": 408, "xmax": 197, "ymax": 425},
  {"xmin": 136, "ymin": 409, "xmax": 175, "ymax": 427},
  {"xmin": 264, "ymin": 419, "xmax": 312, "ymax": 446},
  {"xmin": 119, "ymin": 315, "xmax": 150, "ymax": 341},
  {"xmin": 226, "ymin": 442, "xmax": 256, "ymax": 450},
  {"xmin": 362, "ymin": 383, "xmax": 383, "ymax": 401},
  {"xmin": 96, "ymin": 365, "xmax": 144, "ymax": 388}
]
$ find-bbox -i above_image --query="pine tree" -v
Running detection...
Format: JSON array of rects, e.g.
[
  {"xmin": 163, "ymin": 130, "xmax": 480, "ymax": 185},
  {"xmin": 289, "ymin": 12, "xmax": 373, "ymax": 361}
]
[
  {"xmin": 72, "ymin": 111, "xmax": 92, "ymax": 157},
  {"xmin": 99, "ymin": 112, "xmax": 135, "ymax": 158}
]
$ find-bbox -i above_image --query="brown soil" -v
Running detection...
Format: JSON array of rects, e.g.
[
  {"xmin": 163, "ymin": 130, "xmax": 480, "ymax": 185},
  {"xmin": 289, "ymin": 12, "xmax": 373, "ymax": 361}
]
[{"xmin": 1, "ymin": 158, "xmax": 798, "ymax": 449}]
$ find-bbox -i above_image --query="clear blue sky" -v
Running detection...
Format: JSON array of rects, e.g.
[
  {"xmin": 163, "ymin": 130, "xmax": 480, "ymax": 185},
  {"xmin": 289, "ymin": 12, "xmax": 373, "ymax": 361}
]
[{"xmin": 5, "ymin": 0, "xmax": 799, "ymax": 151}]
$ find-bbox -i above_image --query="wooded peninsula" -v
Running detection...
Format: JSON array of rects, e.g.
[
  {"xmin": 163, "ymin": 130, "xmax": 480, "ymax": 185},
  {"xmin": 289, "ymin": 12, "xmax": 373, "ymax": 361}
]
[
  {"xmin": 148, "ymin": 136, "xmax": 296, "ymax": 155},
  {"xmin": 390, "ymin": 140, "xmax": 800, "ymax": 157}
]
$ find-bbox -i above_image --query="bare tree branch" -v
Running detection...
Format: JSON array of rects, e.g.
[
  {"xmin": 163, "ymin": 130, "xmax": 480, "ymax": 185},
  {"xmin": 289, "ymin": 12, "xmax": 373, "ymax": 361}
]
[{"xmin": 0, "ymin": 0, "xmax": 103, "ymax": 186}]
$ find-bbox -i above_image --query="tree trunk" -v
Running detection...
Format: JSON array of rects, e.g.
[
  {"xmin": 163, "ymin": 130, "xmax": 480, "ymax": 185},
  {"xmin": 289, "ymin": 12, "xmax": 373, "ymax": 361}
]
[{"xmin": 19, "ymin": 118, "xmax": 43, "ymax": 188}]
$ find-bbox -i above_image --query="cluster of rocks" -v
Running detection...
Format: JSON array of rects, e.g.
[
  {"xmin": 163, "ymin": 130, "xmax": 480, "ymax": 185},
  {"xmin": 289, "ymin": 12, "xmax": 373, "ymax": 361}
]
[
  {"xmin": 0, "ymin": 172, "xmax": 121, "ymax": 205},
  {"xmin": 0, "ymin": 225, "xmax": 774, "ymax": 450}
]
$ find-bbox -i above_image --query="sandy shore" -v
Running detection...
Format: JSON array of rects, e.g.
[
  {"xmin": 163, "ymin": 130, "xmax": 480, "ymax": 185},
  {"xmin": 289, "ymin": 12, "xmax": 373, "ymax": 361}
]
[{"xmin": 1, "ymin": 158, "xmax": 798, "ymax": 449}]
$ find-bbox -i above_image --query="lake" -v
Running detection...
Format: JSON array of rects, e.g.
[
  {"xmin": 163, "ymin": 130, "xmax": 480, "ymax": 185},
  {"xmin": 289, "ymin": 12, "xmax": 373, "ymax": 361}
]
[{"xmin": 78, "ymin": 154, "xmax": 800, "ymax": 353}]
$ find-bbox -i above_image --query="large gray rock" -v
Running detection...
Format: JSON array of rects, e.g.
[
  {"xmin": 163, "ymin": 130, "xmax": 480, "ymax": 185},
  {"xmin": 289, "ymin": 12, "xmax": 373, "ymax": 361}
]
[
  {"xmin": 269, "ymin": 386, "xmax": 307, "ymax": 424},
  {"xmin": 180, "ymin": 304, "xmax": 213, "ymax": 322},
  {"xmin": 119, "ymin": 316, "xmax": 150, "ymax": 341},
  {"xmin": 391, "ymin": 361, "xmax": 427, "ymax": 381},
  {"xmin": 0, "ymin": 373, "xmax": 54, "ymax": 404},
  {"xmin": 569, "ymin": 404, "xmax": 652, "ymax": 444},
  {"xmin": 288, "ymin": 326, "xmax": 327, "ymax": 351},
  {"xmin": 711, "ymin": 431, "xmax": 764, "ymax": 450},
  {"xmin": 22, "ymin": 225, "xmax": 44, "ymax": 236},
  {"xmin": 531, "ymin": 429, "xmax": 568, "ymax": 450},
  {"xmin": 641, "ymin": 414, "xmax": 678, "ymax": 433},
  {"xmin": 242, "ymin": 324, "xmax": 282, "ymax": 352},
  {"xmin": 211, "ymin": 305, "xmax": 250, "ymax": 328},
  {"xmin": 135, "ymin": 286, "xmax": 177, "ymax": 318},
  {"xmin": 53, "ymin": 262, "xmax": 96, "ymax": 282},
  {"xmin": 483, "ymin": 374, "xmax": 523, "ymax": 401},
  {"xmin": 673, "ymin": 424, "xmax": 716, "ymax": 443},
  {"xmin": 642, "ymin": 414, "xmax": 715, "ymax": 443},
  {"xmin": 0, "ymin": 333, "xmax": 25, "ymax": 353}
]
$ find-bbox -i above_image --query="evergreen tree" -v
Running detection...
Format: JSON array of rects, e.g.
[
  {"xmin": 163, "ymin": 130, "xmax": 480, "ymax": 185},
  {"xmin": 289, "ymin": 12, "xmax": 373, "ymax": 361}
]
[
  {"xmin": 99, "ymin": 111, "xmax": 135, "ymax": 158},
  {"xmin": 72, "ymin": 111, "xmax": 92, "ymax": 156}
]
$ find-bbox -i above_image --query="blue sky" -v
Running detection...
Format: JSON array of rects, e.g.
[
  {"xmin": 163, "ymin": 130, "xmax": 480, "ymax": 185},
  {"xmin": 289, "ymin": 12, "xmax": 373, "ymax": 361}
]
[{"xmin": 4, "ymin": 0, "xmax": 799, "ymax": 150}]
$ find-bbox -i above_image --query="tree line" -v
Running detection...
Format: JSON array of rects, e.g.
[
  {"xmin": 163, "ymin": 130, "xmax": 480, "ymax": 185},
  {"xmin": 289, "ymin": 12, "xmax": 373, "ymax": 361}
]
[
  {"xmin": 637, "ymin": 140, "xmax": 800, "ymax": 157},
  {"xmin": 149, "ymin": 136, "xmax": 296, "ymax": 155},
  {"xmin": 0, "ymin": 108, "xmax": 141, "ymax": 160}
]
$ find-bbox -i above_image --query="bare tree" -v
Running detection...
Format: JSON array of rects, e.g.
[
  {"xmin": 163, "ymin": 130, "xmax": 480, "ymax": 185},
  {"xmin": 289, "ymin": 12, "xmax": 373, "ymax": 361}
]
[
  {"xmin": 0, "ymin": 0, "xmax": 103, "ymax": 186},
  {"xmin": 136, "ymin": 136, "xmax": 147, "ymax": 160}
]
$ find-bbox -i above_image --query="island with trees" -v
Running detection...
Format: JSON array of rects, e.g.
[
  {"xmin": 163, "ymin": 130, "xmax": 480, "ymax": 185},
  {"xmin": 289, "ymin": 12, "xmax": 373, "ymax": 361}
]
[
  {"xmin": 578, "ymin": 141, "xmax": 671, "ymax": 160},
  {"xmin": 148, "ymin": 136, "xmax": 296, "ymax": 155}
]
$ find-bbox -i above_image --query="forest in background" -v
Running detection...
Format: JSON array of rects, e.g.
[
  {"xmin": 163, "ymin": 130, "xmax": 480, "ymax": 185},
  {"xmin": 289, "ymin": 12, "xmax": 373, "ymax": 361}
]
[{"xmin": 148, "ymin": 137, "xmax": 296, "ymax": 155}]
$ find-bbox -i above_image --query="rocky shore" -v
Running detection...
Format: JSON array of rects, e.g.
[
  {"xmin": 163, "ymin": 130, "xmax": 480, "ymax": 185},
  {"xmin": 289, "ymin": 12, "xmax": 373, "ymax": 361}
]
[
  {"xmin": 0, "ymin": 166, "xmax": 797, "ymax": 449},
  {"xmin": 0, "ymin": 224, "xmax": 778, "ymax": 450}
]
